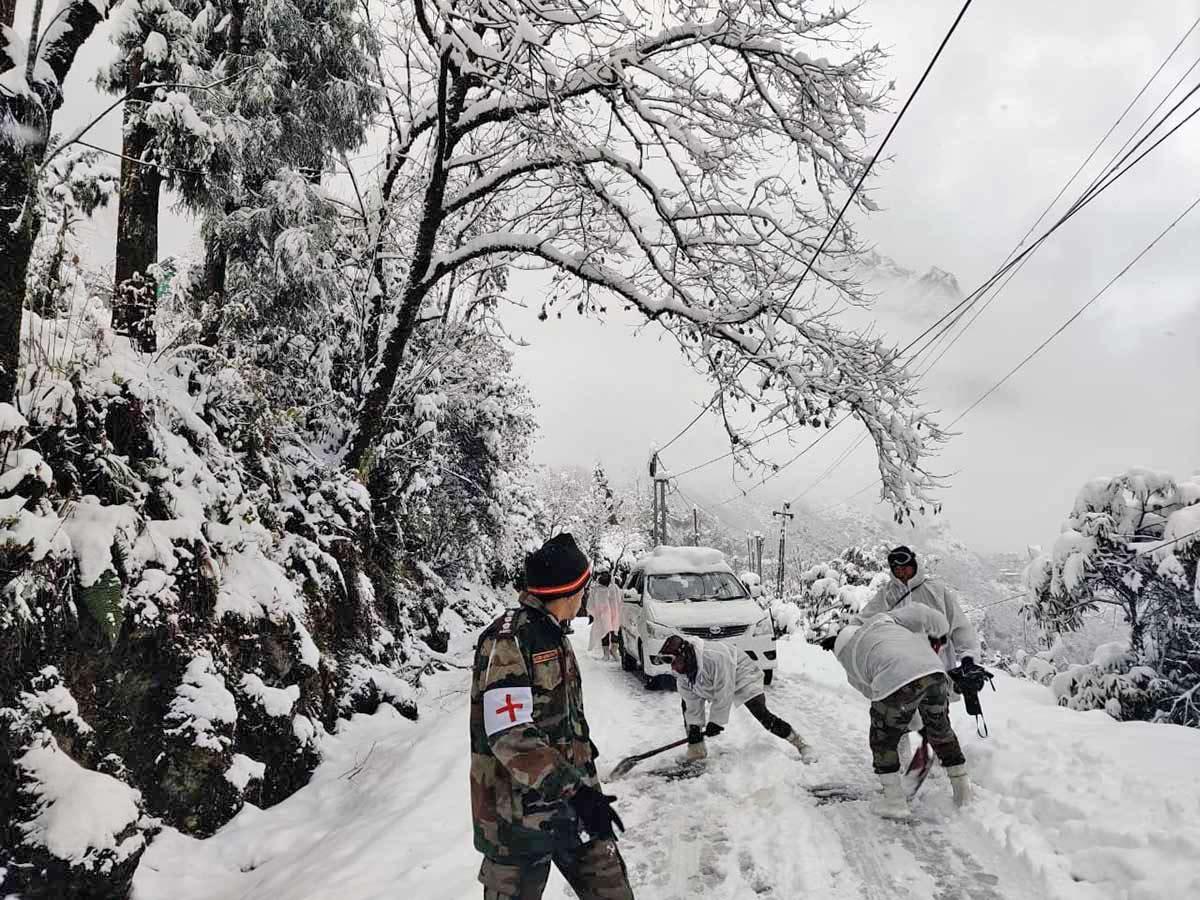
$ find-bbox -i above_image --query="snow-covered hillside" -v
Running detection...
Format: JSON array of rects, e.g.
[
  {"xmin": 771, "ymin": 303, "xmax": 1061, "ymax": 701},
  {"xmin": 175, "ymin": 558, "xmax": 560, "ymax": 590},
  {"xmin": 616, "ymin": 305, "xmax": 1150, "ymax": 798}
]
[{"xmin": 134, "ymin": 624, "xmax": 1200, "ymax": 900}]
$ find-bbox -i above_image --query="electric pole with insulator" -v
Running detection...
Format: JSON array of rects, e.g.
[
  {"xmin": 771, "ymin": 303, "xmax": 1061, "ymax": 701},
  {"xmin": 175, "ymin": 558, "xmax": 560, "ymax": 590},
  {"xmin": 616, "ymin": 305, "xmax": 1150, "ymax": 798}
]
[
  {"xmin": 772, "ymin": 502, "xmax": 795, "ymax": 597},
  {"xmin": 648, "ymin": 451, "xmax": 666, "ymax": 545}
]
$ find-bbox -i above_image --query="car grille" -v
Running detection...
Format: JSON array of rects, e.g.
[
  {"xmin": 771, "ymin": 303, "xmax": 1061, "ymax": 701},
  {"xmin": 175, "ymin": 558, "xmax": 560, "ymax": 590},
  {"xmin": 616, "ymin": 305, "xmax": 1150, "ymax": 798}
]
[{"xmin": 681, "ymin": 625, "xmax": 749, "ymax": 639}]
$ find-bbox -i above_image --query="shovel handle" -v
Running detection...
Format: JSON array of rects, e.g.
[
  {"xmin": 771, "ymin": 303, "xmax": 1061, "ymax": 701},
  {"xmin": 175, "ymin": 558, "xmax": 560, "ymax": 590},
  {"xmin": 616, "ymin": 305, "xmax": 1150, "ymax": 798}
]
[{"xmin": 609, "ymin": 737, "xmax": 691, "ymax": 778}]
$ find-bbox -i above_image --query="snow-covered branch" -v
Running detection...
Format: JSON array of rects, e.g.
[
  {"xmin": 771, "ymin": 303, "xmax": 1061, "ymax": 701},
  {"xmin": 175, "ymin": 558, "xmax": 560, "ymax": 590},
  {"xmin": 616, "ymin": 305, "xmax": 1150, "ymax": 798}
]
[{"xmin": 350, "ymin": 0, "xmax": 940, "ymax": 511}]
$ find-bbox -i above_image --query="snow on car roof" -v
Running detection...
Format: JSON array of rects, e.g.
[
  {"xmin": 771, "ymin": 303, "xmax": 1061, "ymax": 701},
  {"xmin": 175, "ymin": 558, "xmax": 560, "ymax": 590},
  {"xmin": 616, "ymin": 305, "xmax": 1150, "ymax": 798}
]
[{"xmin": 632, "ymin": 545, "xmax": 734, "ymax": 576}]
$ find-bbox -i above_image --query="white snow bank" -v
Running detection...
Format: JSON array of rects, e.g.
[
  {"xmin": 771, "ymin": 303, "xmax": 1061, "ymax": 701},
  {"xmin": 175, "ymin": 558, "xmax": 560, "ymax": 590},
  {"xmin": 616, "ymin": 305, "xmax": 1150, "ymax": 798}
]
[
  {"xmin": 135, "ymin": 704, "xmax": 438, "ymax": 900},
  {"xmin": 19, "ymin": 737, "xmax": 144, "ymax": 865},
  {"xmin": 965, "ymin": 675, "xmax": 1200, "ymax": 898},
  {"xmin": 20, "ymin": 667, "xmax": 93, "ymax": 735},
  {"xmin": 225, "ymin": 754, "xmax": 266, "ymax": 792},
  {"xmin": 217, "ymin": 545, "xmax": 321, "ymax": 670},
  {"xmin": 136, "ymin": 630, "xmax": 1200, "ymax": 900},
  {"xmin": 166, "ymin": 654, "xmax": 237, "ymax": 752},
  {"xmin": 60, "ymin": 496, "xmax": 140, "ymax": 587},
  {"xmin": 634, "ymin": 545, "xmax": 731, "ymax": 575},
  {"xmin": 788, "ymin": 638, "xmax": 1200, "ymax": 899},
  {"xmin": 240, "ymin": 674, "xmax": 300, "ymax": 718}
]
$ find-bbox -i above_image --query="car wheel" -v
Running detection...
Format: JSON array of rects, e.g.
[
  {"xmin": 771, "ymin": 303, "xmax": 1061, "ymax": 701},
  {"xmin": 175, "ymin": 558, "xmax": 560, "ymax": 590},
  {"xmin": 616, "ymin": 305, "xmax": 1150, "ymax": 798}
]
[
  {"xmin": 619, "ymin": 633, "xmax": 635, "ymax": 672},
  {"xmin": 638, "ymin": 642, "xmax": 656, "ymax": 690},
  {"xmin": 763, "ymin": 669, "xmax": 774, "ymax": 686}
]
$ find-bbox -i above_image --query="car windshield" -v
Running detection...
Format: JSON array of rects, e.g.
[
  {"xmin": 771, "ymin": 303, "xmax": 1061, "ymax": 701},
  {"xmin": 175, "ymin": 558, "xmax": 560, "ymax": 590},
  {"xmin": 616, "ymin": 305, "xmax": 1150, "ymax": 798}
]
[{"xmin": 645, "ymin": 572, "xmax": 748, "ymax": 602}]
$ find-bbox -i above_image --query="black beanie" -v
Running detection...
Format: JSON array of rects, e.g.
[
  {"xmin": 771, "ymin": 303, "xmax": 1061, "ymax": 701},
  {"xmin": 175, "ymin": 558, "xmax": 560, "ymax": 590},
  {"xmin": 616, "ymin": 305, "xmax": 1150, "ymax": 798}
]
[
  {"xmin": 525, "ymin": 533, "xmax": 591, "ymax": 601},
  {"xmin": 887, "ymin": 545, "xmax": 917, "ymax": 569}
]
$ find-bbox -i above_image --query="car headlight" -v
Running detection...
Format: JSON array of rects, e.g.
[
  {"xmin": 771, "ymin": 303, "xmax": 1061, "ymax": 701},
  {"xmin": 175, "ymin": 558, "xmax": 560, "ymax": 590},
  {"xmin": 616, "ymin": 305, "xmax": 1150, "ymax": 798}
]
[
  {"xmin": 753, "ymin": 616, "xmax": 774, "ymax": 637},
  {"xmin": 645, "ymin": 619, "xmax": 673, "ymax": 639}
]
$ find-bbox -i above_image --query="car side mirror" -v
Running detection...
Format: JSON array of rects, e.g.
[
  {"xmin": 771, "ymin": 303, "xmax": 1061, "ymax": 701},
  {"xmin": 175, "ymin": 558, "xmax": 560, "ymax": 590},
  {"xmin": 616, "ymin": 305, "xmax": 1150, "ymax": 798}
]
[
  {"xmin": 749, "ymin": 584, "xmax": 763, "ymax": 599},
  {"xmin": 622, "ymin": 589, "xmax": 640, "ymax": 603}
]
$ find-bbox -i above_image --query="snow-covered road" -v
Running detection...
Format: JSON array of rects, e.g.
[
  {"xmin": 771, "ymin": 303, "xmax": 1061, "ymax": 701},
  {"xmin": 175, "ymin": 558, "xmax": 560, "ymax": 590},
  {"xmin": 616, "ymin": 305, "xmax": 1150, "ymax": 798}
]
[{"xmin": 134, "ymin": 625, "xmax": 1200, "ymax": 900}]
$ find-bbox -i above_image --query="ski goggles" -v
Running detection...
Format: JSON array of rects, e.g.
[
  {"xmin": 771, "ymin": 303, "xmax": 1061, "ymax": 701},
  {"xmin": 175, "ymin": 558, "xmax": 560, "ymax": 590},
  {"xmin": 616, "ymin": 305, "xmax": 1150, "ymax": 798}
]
[{"xmin": 887, "ymin": 549, "xmax": 916, "ymax": 568}]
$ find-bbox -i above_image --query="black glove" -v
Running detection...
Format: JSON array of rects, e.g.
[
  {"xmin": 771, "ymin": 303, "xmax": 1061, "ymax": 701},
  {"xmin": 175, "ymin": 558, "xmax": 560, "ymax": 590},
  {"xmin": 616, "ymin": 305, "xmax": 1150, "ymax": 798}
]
[
  {"xmin": 569, "ymin": 784, "xmax": 625, "ymax": 839},
  {"xmin": 704, "ymin": 722, "xmax": 724, "ymax": 738},
  {"xmin": 687, "ymin": 725, "xmax": 704, "ymax": 745}
]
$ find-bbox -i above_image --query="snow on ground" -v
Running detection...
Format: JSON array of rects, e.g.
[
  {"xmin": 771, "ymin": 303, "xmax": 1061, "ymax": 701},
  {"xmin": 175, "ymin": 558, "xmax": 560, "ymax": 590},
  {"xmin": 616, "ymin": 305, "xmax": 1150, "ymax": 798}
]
[{"xmin": 134, "ymin": 624, "xmax": 1200, "ymax": 900}]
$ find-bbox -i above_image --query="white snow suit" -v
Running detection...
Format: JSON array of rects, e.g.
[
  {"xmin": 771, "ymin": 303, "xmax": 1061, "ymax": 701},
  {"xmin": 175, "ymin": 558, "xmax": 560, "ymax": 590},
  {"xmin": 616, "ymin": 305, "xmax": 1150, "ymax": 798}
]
[
  {"xmin": 855, "ymin": 572, "xmax": 981, "ymax": 670},
  {"xmin": 833, "ymin": 606, "xmax": 950, "ymax": 702},
  {"xmin": 587, "ymin": 582, "xmax": 622, "ymax": 653},
  {"xmin": 676, "ymin": 638, "xmax": 764, "ymax": 727}
]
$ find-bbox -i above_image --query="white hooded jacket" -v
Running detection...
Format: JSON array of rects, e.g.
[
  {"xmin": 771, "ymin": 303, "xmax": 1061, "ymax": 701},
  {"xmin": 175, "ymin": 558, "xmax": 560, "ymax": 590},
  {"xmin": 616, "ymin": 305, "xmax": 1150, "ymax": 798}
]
[
  {"xmin": 833, "ymin": 605, "xmax": 950, "ymax": 702},
  {"xmin": 854, "ymin": 572, "xmax": 980, "ymax": 670},
  {"xmin": 676, "ymin": 638, "xmax": 764, "ymax": 727}
]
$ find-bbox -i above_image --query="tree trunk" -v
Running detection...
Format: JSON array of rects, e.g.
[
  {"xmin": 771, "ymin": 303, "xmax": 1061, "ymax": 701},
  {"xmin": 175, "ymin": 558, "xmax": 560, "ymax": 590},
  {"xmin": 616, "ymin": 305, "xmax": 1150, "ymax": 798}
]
[
  {"xmin": 345, "ymin": 61, "xmax": 466, "ymax": 472},
  {"xmin": 195, "ymin": 226, "xmax": 228, "ymax": 346},
  {"xmin": 1128, "ymin": 602, "xmax": 1143, "ymax": 655},
  {"xmin": 0, "ymin": 0, "xmax": 112, "ymax": 401},
  {"xmin": 0, "ymin": 201, "xmax": 37, "ymax": 401},
  {"xmin": 112, "ymin": 49, "xmax": 161, "ymax": 353}
]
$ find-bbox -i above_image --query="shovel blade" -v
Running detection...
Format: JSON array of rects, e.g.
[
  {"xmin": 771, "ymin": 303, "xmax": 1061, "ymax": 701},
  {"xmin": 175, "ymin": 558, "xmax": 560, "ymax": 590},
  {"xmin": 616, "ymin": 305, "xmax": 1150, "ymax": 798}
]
[{"xmin": 608, "ymin": 757, "xmax": 641, "ymax": 780}]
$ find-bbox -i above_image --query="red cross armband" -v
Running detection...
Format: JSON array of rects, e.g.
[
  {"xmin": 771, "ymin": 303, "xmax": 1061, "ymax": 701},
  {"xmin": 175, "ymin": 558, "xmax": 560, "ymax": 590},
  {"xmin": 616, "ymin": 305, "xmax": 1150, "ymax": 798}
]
[{"xmin": 483, "ymin": 686, "xmax": 534, "ymax": 736}]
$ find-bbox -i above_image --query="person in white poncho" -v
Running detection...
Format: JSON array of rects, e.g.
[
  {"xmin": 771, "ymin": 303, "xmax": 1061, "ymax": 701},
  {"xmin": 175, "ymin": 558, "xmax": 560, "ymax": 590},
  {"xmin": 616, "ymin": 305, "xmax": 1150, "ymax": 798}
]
[
  {"xmin": 587, "ymin": 569, "xmax": 622, "ymax": 661},
  {"xmin": 659, "ymin": 634, "xmax": 817, "ymax": 764},
  {"xmin": 854, "ymin": 545, "xmax": 982, "ymax": 764},
  {"xmin": 816, "ymin": 604, "xmax": 971, "ymax": 818}
]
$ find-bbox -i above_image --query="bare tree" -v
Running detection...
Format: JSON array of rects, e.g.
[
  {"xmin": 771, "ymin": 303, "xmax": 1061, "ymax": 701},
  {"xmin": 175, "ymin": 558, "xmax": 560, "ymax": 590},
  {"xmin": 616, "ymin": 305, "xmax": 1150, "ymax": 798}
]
[
  {"xmin": 348, "ymin": 0, "xmax": 944, "ymax": 512},
  {"xmin": 1, "ymin": 0, "xmax": 117, "ymax": 398}
]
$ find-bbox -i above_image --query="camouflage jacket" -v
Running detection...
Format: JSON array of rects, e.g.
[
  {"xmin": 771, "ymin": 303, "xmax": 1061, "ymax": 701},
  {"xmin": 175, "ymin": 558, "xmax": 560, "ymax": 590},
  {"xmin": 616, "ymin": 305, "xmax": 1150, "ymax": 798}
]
[{"xmin": 470, "ymin": 594, "xmax": 599, "ymax": 862}]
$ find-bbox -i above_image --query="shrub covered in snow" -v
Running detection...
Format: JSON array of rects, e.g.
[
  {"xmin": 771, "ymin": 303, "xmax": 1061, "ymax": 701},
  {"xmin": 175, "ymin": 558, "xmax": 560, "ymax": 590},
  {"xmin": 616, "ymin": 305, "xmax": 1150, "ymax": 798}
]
[
  {"xmin": 1024, "ymin": 468, "xmax": 1200, "ymax": 726},
  {"xmin": 0, "ymin": 307, "xmax": 528, "ymax": 894},
  {"xmin": 772, "ymin": 544, "xmax": 892, "ymax": 639}
]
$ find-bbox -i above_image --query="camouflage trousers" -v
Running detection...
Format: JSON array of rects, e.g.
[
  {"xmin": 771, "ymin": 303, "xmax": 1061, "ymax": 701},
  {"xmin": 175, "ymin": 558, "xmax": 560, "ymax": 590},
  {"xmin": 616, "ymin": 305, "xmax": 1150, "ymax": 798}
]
[
  {"xmin": 479, "ymin": 839, "xmax": 634, "ymax": 900},
  {"xmin": 869, "ymin": 672, "xmax": 965, "ymax": 775}
]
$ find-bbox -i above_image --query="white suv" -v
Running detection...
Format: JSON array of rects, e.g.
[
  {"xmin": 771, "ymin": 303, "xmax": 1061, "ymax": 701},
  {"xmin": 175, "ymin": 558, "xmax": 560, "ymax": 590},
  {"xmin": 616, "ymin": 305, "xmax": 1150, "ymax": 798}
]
[{"xmin": 617, "ymin": 547, "xmax": 778, "ymax": 687}]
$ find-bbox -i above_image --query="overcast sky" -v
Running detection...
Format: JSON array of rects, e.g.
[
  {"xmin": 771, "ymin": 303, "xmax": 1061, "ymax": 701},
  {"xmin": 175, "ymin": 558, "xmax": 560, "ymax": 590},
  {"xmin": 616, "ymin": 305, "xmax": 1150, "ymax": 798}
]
[
  {"xmin": 501, "ymin": 0, "xmax": 1200, "ymax": 553},
  {"xmin": 31, "ymin": 0, "xmax": 1200, "ymax": 554}
]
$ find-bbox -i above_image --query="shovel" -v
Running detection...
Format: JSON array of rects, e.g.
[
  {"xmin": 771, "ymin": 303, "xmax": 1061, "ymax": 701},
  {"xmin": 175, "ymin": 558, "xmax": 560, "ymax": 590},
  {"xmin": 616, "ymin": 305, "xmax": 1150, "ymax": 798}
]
[{"xmin": 608, "ymin": 737, "xmax": 691, "ymax": 779}]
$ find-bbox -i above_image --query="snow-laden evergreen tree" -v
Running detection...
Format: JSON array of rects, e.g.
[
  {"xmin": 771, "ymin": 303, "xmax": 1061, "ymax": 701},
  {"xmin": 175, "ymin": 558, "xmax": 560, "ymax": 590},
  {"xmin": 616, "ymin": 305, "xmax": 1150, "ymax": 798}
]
[
  {"xmin": 23, "ymin": 148, "xmax": 117, "ymax": 320},
  {"xmin": 780, "ymin": 543, "xmax": 891, "ymax": 636},
  {"xmin": 1024, "ymin": 468, "xmax": 1200, "ymax": 725},
  {"xmin": 96, "ymin": 0, "xmax": 213, "ymax": 349},
  {"xmin": 348, "ymin": 0, "xmax": 946, "ymax": 515},
  {"xmin": 1, "ymin": 0, "xmax": 120, "ymax": 399}
]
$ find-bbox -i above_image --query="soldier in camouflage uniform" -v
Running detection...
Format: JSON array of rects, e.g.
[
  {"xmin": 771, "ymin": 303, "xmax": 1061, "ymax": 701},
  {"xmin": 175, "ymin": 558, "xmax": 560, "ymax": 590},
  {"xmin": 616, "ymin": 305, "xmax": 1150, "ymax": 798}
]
[{"xmin": 470, "ymin": 533, "xmax": 634, "ymax": 900}]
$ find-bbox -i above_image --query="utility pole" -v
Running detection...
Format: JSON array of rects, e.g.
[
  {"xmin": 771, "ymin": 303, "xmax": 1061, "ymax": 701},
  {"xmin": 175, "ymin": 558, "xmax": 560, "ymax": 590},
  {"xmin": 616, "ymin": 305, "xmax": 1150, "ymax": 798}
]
[
  {"xmin": 753, "ymin": 531, "xmax": 765, "ymax": 580},
  {"xmin": 649, "ymin": 454, "xmax": 658, "ymax": 544},
  {"xmin": 772, "ymin": 502, "xmax": 795, "ymax": 597},
  {"xmin": 693, "ymin": 506, "xmax": 699, "ymax": 546},
  {"xmin": 648, "ymin": 451, "xmax": 670, "ymax": 545}
]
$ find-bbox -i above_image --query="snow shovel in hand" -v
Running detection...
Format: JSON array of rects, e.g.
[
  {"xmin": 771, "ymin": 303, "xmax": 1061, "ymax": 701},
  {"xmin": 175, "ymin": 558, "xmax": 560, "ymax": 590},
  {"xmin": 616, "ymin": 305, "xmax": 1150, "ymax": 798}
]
[
  {"xmin": 608, "ymin": 737, "xmax": 691, "ymax": 780},
  {"xmin": 902, "ymin": 736, "xmax": 934, "ymax": 801}
]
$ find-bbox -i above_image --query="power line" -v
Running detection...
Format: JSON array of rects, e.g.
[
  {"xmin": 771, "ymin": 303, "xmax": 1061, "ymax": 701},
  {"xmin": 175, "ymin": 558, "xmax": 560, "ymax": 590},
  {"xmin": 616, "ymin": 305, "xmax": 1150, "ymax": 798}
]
[
  {"xmin": 948, "ymin": 190, "xmax": 1200, "ymax": 428},
  {"xmin": 914, "ymin": 32, "xmax": 1200, "ymax": 379},
  {"xmin": 684, "ymin": 75, "xmax": 1200, "ymax": 503},
  {"xmin": 665, "ymin": 23, "xmax": 1200, "ymax": 512},
  {"xmin": 650, "ymin": 0, "xmax": 975, "ymax": 456},
  {"xmin": 901, "ymin": 78, "xmax": 1200, "ymax": 367},
  {"xmin": 1010, "ymin": 16, "xmax": 1199, "ymax": 258},
  {"xmin": 1137, "ymin": 525, "xmax": 1200, "ymax": 555},
  {"xmin": 657, "ymin": 404, "xmax": 710, "ymax": 454}
]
